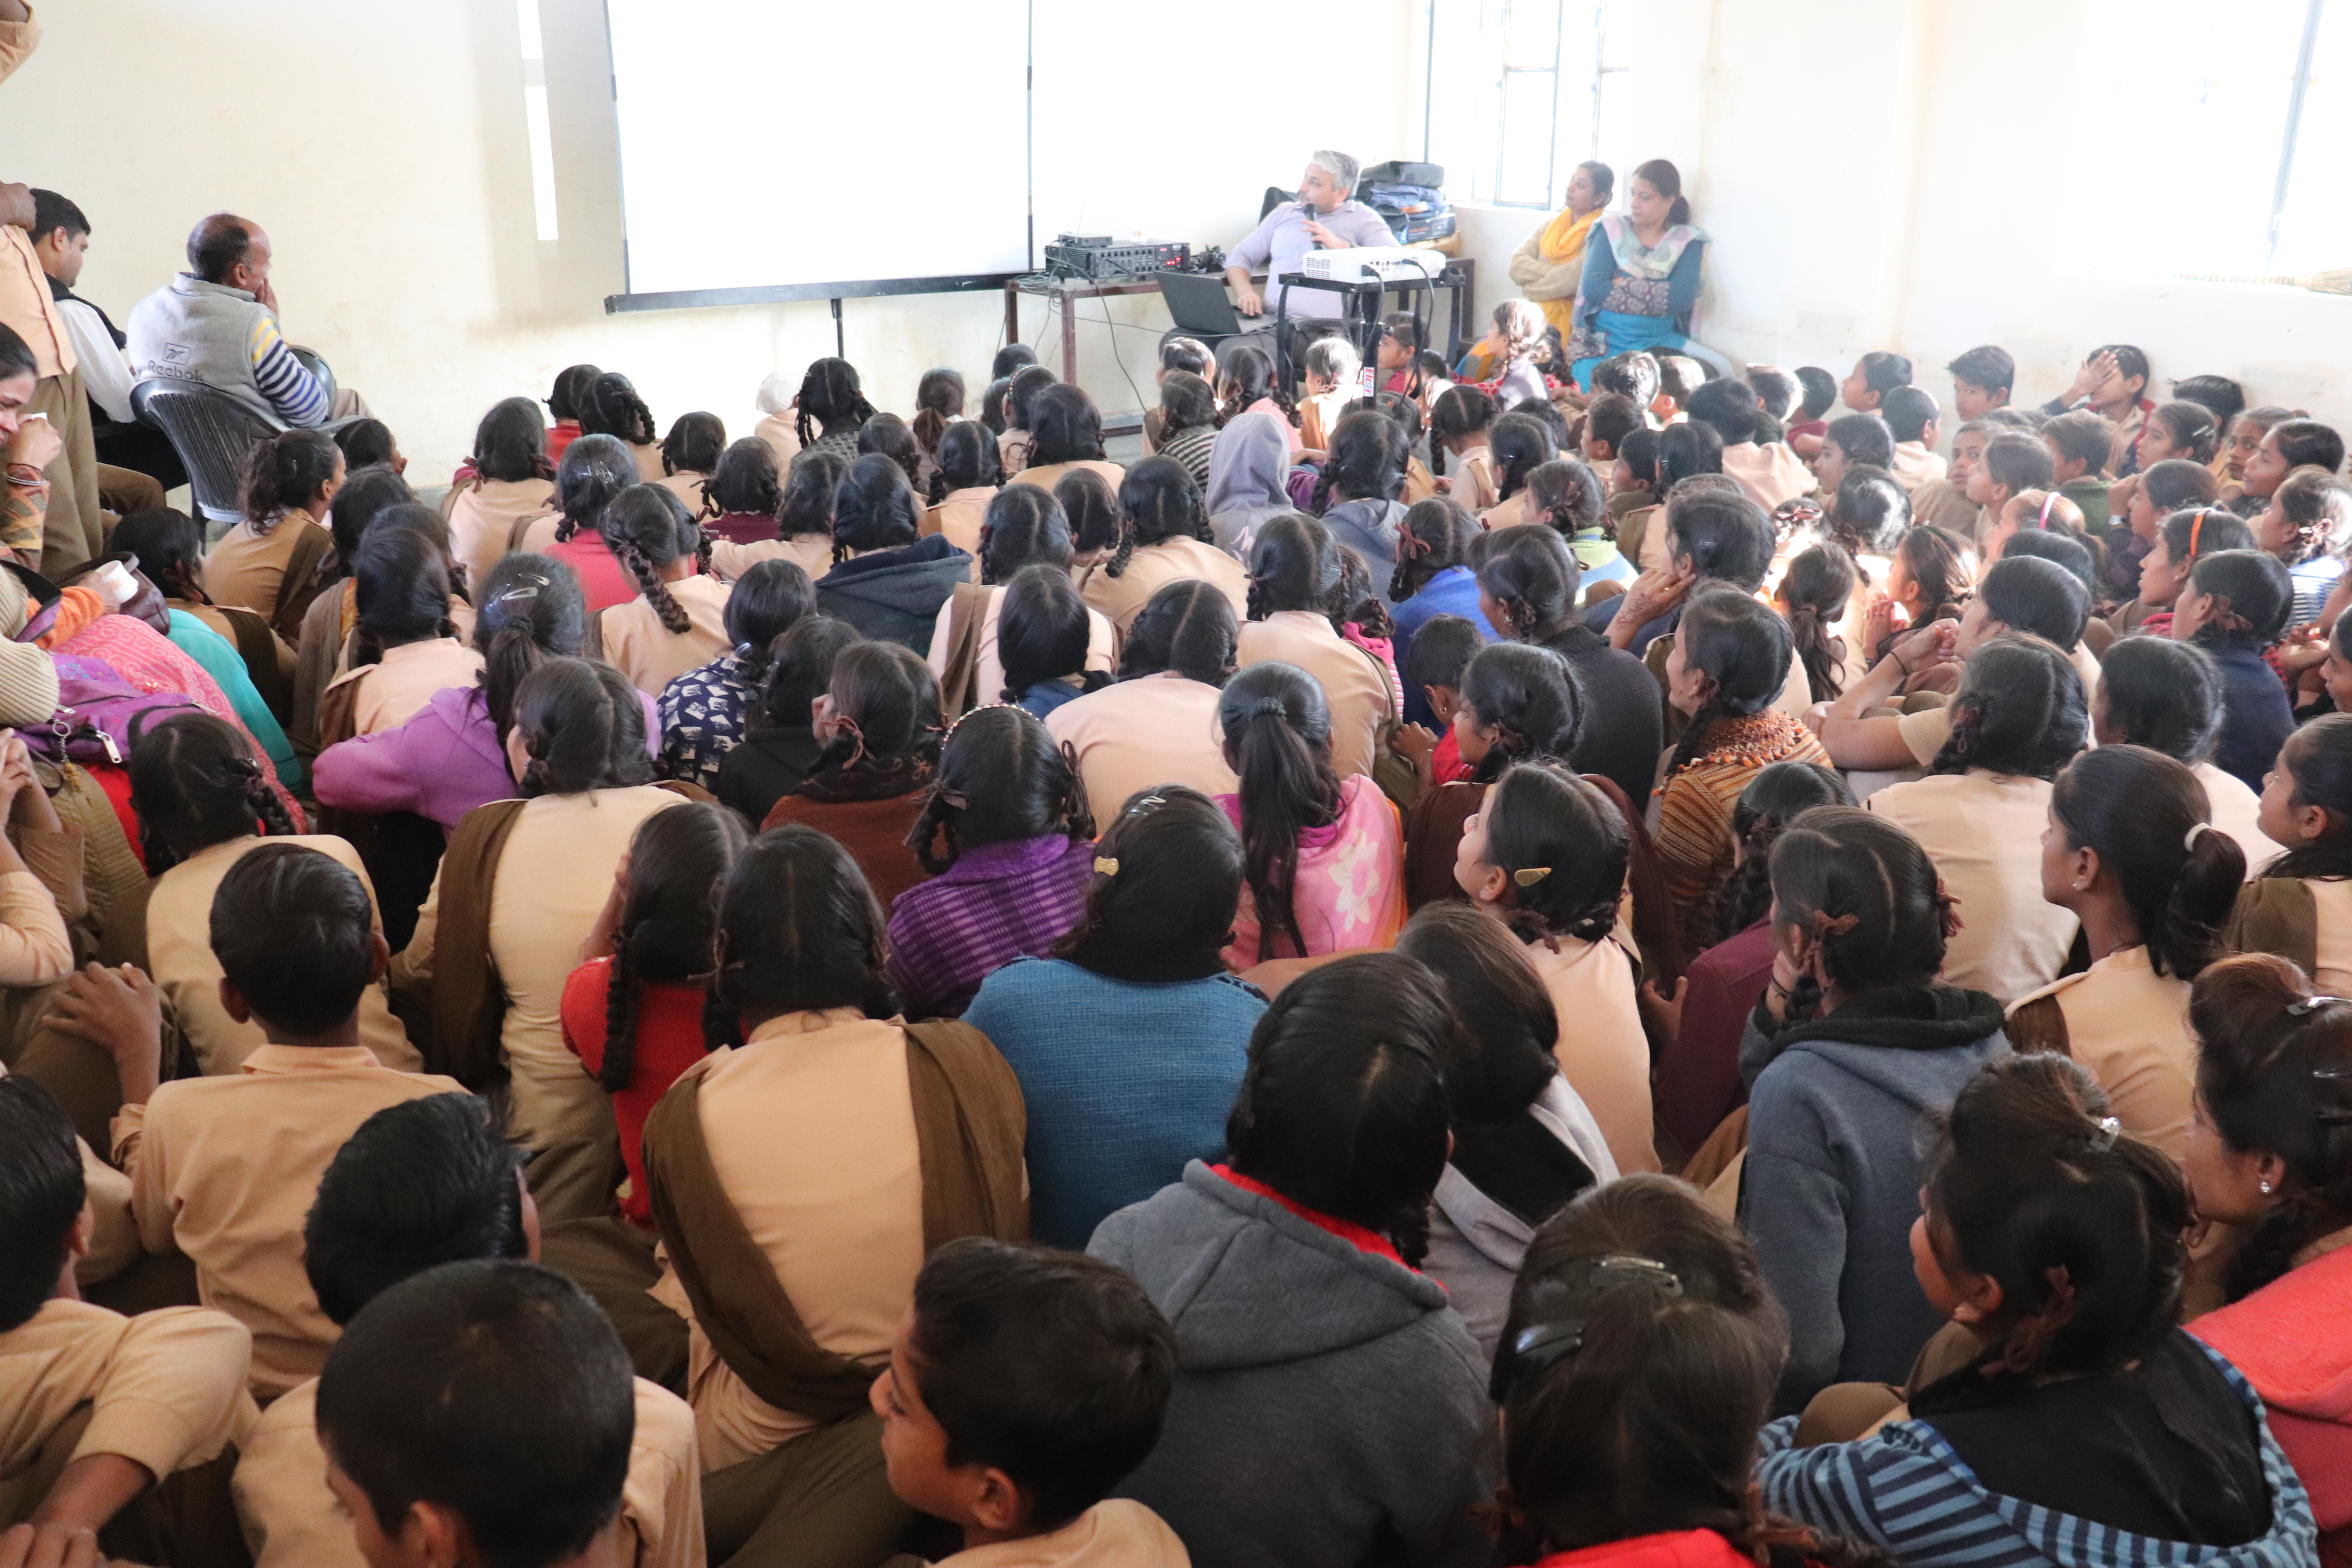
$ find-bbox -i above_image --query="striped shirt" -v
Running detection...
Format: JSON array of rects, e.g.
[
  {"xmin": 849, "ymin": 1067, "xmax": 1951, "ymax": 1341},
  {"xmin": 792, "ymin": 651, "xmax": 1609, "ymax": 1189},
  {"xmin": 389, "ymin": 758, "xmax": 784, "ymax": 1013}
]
[
  {"xmin": 883, "ymin": 833, "xmax": 1095, "ymax": 1020},
  {"xmin": 248, "ymin": 313, "xmax": 330, "ymax": 428},
  {"xmin": 1756, "ymin": 1339, "xmax": 2318, "ymax": 1568}
]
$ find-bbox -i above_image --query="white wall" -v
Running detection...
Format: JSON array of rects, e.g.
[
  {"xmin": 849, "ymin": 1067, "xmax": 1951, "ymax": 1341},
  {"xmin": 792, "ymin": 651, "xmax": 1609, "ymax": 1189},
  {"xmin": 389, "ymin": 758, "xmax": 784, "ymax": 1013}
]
[
  {"xmin": 1434, "ymin": 0, "xmax": 2352, "ymax": 432},
  {"xmin": 6, "ymin": 0, "xmax": 1415, "ymax": 478}
]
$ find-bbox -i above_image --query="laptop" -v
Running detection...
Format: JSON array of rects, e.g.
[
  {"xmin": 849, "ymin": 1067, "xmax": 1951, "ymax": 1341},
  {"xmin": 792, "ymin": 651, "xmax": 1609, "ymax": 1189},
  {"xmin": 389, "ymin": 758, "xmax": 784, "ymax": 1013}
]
[{"xmin": 1157, "ymin": 271, "xmax": 1247, "ymax": 338}]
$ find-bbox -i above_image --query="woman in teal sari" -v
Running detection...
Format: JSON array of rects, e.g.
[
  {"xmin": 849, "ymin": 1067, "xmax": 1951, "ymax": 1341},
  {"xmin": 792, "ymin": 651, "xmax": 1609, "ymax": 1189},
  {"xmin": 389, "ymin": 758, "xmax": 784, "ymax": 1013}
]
[{"xmin": 1567, "ymin": 158, "xmax": 1737, "ymax": 388}]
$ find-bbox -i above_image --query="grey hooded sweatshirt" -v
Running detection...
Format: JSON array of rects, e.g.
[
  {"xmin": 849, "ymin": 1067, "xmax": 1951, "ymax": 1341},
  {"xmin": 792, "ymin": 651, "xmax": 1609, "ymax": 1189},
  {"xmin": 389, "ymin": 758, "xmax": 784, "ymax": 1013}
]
[
  {"xmin": 1737, "ymin": 983, "xmax": 2010, "ymax": 1412},
  {"xmin": 1089, "ymin": 1161, "xmax": 1496, "ymax": 1568}
]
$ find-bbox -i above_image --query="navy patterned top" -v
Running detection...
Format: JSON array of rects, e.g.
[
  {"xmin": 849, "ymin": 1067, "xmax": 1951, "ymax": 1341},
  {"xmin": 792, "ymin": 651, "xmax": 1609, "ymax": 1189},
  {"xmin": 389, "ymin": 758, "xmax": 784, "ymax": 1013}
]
[{"xmin": 657, "ymin": 650, "xmax": 756, "ymax": 790}]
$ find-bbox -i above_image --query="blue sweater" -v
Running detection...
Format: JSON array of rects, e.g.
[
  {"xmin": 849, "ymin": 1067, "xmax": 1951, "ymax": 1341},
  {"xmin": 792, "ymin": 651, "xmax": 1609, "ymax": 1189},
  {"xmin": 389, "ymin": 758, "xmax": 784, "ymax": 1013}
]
[
  {"xmin": 1390, "ymin": 566, "xmax": 1501, "ymax": 727},
  {"xmin": 962, "ymin": 957, "xmax": 1266, "ymax": 1247},
  {"xmin": 166, "ymin": 610, "xmax": 300, "ymax": 791},
  {"xmin": 2206, "ymin": 641, "xmax": 2294, "ymax": 793}
]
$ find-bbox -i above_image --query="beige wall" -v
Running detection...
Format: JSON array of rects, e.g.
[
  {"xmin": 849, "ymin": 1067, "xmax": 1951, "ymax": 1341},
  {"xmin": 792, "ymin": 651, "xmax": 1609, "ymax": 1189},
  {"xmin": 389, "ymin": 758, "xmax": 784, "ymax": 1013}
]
[{"xmin": 7, "ymin": 0, "xmax": 1414, "ymax": 480}]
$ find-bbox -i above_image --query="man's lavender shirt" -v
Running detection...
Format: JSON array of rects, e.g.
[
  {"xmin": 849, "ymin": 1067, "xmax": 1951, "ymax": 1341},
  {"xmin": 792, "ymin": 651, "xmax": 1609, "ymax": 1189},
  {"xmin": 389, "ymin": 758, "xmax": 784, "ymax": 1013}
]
[{"xmin": 1227, "ymin": 200, "xmax": 1398, "ymax": 319}]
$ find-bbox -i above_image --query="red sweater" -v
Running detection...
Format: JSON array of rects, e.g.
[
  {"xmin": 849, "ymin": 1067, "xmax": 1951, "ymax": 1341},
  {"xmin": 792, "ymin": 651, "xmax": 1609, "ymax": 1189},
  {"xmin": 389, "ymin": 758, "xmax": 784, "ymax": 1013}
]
[
  {"xmin": 561, "ymin": 960, "xmax": 709, "ymax": 1228},
  {"xmin": 2190, "ymin": 1241, "xmax": 2352, "ymax": 1566},
  {"xmin": 1537, "ymin": 1530, "xmax": 1781, "ymax": 1568}
]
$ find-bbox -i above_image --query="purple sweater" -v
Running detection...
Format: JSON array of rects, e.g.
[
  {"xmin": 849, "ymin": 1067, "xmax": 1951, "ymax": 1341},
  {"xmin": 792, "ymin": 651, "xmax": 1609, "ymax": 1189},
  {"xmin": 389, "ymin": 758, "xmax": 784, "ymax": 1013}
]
[
  {"xmin": 312, "ymin": 683, "xmax": 660, "ymax": 833},
  {"xmin": 884, "ymin": 833, "xmax": 1096, "ymax": 1019}
]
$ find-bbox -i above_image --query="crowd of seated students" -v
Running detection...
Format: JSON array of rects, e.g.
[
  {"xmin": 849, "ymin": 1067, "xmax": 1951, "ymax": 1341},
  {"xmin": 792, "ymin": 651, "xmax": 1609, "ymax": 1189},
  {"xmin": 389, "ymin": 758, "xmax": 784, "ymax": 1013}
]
[{"xmin": 5, "ymin": 151, "xmax": 2352, "ymax": 1568}]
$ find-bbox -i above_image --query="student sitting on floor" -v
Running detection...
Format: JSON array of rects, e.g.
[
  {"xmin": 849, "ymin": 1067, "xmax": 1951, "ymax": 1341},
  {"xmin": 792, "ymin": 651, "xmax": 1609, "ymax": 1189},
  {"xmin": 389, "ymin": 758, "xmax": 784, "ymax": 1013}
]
[
  {"xmin": 871, "ymin": 1238, "xmax": 1188, "ymax": 1568},
  {"xmin": 0, "ymin": 1076, "xmax": 257, "ymax": 1568},
  {"xmin": 62, "ymin": 843, "xmax": 464, "ymax": 1399},
  {"xmin": 593, "ymin": 484, "xmax": 732, "ymax": 698},
  {"xmin": 234, "ymin": 1093, "xmax": 702, "ymax": 1568}
]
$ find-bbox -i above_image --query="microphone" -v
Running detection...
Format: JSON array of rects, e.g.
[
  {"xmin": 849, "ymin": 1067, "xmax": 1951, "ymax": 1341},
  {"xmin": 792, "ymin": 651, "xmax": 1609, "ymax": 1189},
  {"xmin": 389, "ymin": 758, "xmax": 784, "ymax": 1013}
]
[{"xmin": 1298, "ymin": 198, "xmax": 1324, "ymax": 249}]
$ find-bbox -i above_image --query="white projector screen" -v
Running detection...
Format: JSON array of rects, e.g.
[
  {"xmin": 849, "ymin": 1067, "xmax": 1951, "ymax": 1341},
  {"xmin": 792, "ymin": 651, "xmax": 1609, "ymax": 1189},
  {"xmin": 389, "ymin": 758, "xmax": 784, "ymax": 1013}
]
[{"xmin": 606, "ymin": 0, "xmax": 1031, "ymax": 301}]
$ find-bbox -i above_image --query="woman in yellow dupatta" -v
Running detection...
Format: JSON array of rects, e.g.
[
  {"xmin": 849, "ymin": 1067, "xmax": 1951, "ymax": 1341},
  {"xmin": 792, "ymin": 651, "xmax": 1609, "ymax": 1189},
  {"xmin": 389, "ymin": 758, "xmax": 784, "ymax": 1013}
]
[{"xmin": 1506, "ymin": 160, "xmax": 1615, "ymax": 345}]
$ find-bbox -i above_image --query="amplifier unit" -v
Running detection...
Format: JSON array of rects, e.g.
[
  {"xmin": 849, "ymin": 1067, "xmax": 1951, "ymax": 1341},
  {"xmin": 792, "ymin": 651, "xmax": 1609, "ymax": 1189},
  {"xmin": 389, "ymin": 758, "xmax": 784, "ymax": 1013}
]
[{"xmin": 1043, "ymin": 236, "xmax": 1193, "ymax": 281}]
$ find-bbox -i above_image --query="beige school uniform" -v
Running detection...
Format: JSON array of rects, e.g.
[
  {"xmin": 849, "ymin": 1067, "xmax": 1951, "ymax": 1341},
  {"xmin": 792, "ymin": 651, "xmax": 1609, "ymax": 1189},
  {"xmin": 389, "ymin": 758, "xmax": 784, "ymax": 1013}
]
[
  {"xmin": 1298, "ymin": 390, "xmax": 1350, "ymax": 455},
  {"xmin": 205, "ymin": 516, "xmax": 327, "ymax": 618},
  {"xmin": 1479, "ymin": 490, "xmax": 1539, "ymax": 532},
  {"xmin": 402, "ymin": 786, "xmax": 681, "ymax": 1154},
  {"xmin": 234, "ymin": 1375, "xmax": 704, "ymax": 1568},
  {"xmin": 2195, "ymin": 762, "xmax": 2273, "ymax": 879},
  {"xmin": 931, "ymin": 1501, "xmax": 1192, "ymax": 1568},
  {"xmin": 927, "ymin": 586, "xmax": 1115, "ymax": 710},
  {"xmin": 1450, "ymin": 448, "xmax": 1500, "ymax": 514},
  {"xmin": 1866, "ymin": 770, "xmax": 2079, "ymax": 1004},
  {"xmin": 148, "ymin": 835, "xmax": 421, "ymax": 1077},
  {"xmin": 599, "ymin": 574, "xmax": 733, "ymax": 697},
  {"xmin": 1890, "ymin": 441, "xmax": 1949, "ymax": 494},
  {"xmin": 324, "ymin": 638, "xmax": 486, "ymax": 737},
  {"xmin": 1235, "ymin": 610, "xmax": 1393, "ymax": 781},
  {"xmin": 1521, "ymin": 934, "xmax": 1659, "ymax": 1175},
  {"xmin": 1045, "ymin": 671, "xmax": 1240, "ymax": 832},
  {"xmin": 446, "ymin": 477, "xmax": 557, "ymax": 593},
  {"xmin": 657, "ymin": 471, "xmax": 710, "ymax": 516},
  {"xmin": 999, "ymin": 428, "xmax": 1033, "ymax": 476},
  {"xmin": 630, "ymin": 442, "xmax": 666, "ymax": 484},
  {"xmin": 648, "ymin": 1009, "xmax": 925, "ymax": 1471},
  {"xmin": 753, "ymin": 414, "xmax": 802, "ymax": 474},
  {"xmin": 926, "ymin": 487, "xmax": 995, "ymax": 554},
  {"xmin": 1080, "ymin": 537, "xmax": 1250, "ymax": 636},
  {"xmin": 0, "ymin": 1299, "xmax": 256, "ymax": 1516},
  {"xmin": 1721, "ymin": 440, "xmax": 1815, "ymax": 512},
  {"xmin": 1907, "ymin": 478, "xmax": 1980, "ymax": 535},
  {"xmin": 2068, "ymin": 641, "xmax": 2102, "ymax": 704},
  {"xmin": 112, "ymin": 1045, "xmax": 466, "ymax": 1398},
  {"xmin": 1020, "ymin": 459, "xmax": 1126, "ymax": 498},
  {"xmin": 2306, "ymin": 878, "xmax": 2352, "ymax": 996},
  {"xmin": 2005, "ymin": 946, "xmax": 2194, "ymax": 1158},
  {"xmin": 708, "ymin": 533, "xmax": 834, "ymax": 585}
]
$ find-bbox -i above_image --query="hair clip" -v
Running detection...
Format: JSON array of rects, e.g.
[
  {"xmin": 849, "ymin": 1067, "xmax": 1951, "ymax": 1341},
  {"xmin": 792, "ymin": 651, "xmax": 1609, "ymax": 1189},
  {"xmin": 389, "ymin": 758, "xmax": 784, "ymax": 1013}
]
[
  {"xmin": 2087, "ymin": 1116, "xmax": 2121, "ymax": 1152},
  {"xmin": 2286, "ymin": 995, "xmax": 2347, "ymax": 1018},
  {"xmin": 2184, "ymin": 822, "xmax": 2213, "ymax": 851},
  {"xmin": 1507, "ymin": 1319, "xmax": 1586, "ymax": 1378},
  {"xmin": 2036, "ymin": 490, "xmax": 2060, "ymax": 530},
  {"xmin": 2189, "ymin": 509, "xmax": 2209, "ymax": 561},
  {"xmin": 1092, "ymin": 857, "xmax": 1119, "ymax": 877},
  {"xmin": 1513, "ymin": 866, "xmax": 1551, "ymax": 887}
]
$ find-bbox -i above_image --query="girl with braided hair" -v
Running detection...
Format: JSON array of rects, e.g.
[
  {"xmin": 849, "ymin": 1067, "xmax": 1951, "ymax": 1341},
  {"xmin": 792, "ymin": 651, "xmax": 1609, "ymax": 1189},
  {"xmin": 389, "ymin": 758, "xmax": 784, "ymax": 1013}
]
[
  {"xmin": 315, "ymin": 555, "xmax": 648, "ymax": 834},
  {"xmin": 1401, "ymin": 636, "xmax": 1586, "ymax": 909},
  {"xmin": 1046, "ymin": 579, "xmax": 1241, "ymax": 829},
  {"xmin": 1762, "ymin": 1054, "xmax": 2308, "ymax": 1568},
  {"xmin": 1476, "ymin": 412, "xmax": 1560, "ymax": 531},
  {"xmin": 591, "ymin": 484, "xmax": 728, "ymax": 696},
  {"xmin": 789, "ymin": 356, "xmax": 880, "ymax": 464},
  {"xmin": 1079, "ymin": 457, "xmax": 1247, "ymax": 636},
  {"xmin": 2184, "ymin": 956, "xmax": 2352, "ymax": 1559},
  {"xmin": 760, "ymin": 639, "xmax": 943, "ymax": 908},
  {"xmin": 699, "ymin": 437, "xmax": 781, "ymax": 546},
  {"xmin": 656, "ymin": 410, "xmax": 724, "ymax": 517},
  {"xmin": 1213, "ymin": 342, "xmax": 1297, "ymax": 452},
  {"xmin": 126, "ymin": 711, "xmax": 420, "ymax": 1075},
  {"xmin": 706, "ymin": 447, "xmax": 843, "ymax": 584},
  {"xmin": 1313, "ymin": 408, "xmax": 1412, "ymax": 602},
  {"xmin": 2175, "ymin": 548, "xmax": 2297, "ymax": 792},
  {"xmin": 924, "ymin": 485, "xmax": 1116, "ymax": 712},
  {"xmin": 857, "ymin": 411, "xmax": 925, "ymax": 499},
  {"xmin": 578, "ymin": 371, "xmax": 662, "ymax": 481},
  {"xmin": 1490, "ymin": 1180, "xmax": 1895, "ymax": 1568},
  {"xmin": 1234, "ymin": 513, "xmax": 1394, "ymax": 782},
  {"xmin": 1736, "ymin": 805, "xmax": 2007, "ymax": 1410},
  {"xmin": 1653, "ymin": 585, "xmax": 1831, "ymax": 953},
  {"xmin": 319, "ymin": 523, "xmax": 484, "ymax": 738},
  {"xmin": 885, "ymin": 703, "xmax": 1096, "ymax": 1019},
  {"xmin": 1388, "ymin": 497, "xmax": 1493, "ymax": 726},
  {"xmin": 1648, "ymin": 761, "xmax": 1854, "ymax": 1160},
  {"xmin": 1055, "ymin": 465, "xmax": 1124, "ymax": 574},
  {"xmin": 1866, "ymin": 633, "xmax": 2087, "ymax": 1003},
  {"xmin": 655, "ymin": 559, "xmax": 814, "ymax": 790},
  {"xmin": 998, "ymin": 364, "xmax": 1058, "ymax": 474},
  {"xmin": 1214, "ymin": 661, "xmax": 1404, "ymax": 966},
  {"xmin": 559, "ymin": 802, "xmax": 747, "ymax": 1230},
  {"xmin": 1019, "ymin": 383, "xmax": 1126, "ymax": 496},
  {"xmin": 813, "ymin": 454, "xmax": 973, "ymax": 652},
  {"xmin": 909, "ymin": 366, "xmax": 964, "ymax": 473},
  {"xmin": 1087, "ymin": 953, "xmax": 1488, "ymax": 1568},
  {"xmin": 923, "ymin": 419, "xmax": 1004, "ymax": 546},
  {"xmin": 1455, "ymin": 759, "xmax": 1654, "ymax": 1175},
  {"xmin": 1430, "ymin": 383, "xmax": 1501, "ymax": 510},
  {"xmin": 512, "ymin": 432, "xmax": 639, "ymax": 612},
  {"xmin": 445, "ymin": 396, "xmax": 557, "ymax": 591}
]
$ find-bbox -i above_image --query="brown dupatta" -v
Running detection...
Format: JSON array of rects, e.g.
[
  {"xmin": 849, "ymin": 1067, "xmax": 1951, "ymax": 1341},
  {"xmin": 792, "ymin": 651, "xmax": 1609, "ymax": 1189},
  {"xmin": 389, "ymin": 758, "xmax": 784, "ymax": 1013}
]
[{"xmin": 640, "ymin": 1018, "xmax": 1028, "ymax": 1422}]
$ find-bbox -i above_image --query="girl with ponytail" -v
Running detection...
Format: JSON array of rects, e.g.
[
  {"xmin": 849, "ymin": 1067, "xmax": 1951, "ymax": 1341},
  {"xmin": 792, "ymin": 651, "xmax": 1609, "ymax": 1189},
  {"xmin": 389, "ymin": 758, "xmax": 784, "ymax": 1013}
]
[
  {"xmin": 577, "ymin": 371, "xmax": 662, "ymax": 481},
  {"xmin": 315, "ymin": 555, "xmax": 626, "ymax": 833},
  {"xmin": 128, "ymin": 712, "xmax": 417, "ymax": 1075},
  {"xmin": 513, "ymin": 432, "xmax": 639, "ymax": 613},
  {"xmin": 885, "ymin": 703, "xmax": 1096, "ymax": 1019},
  {"xmin": 1761, "ymin": 1054, "xmax": 2305, "ymax": 1568},
  {"xmin": 762, "ymin": 640, "xmax": 943, "ymax": 907},
  {"xmin": 2184, "ymin": 956, "xmax": 2352, "ymax": 1559},
  {"xmin": 1081, "ymin": 456, "xmax": 1247, "ymax": 636},
  {"xmin": 1214, "ymin": 661, "xmax": 1405, "ymax": 965},
  {"xmin": 1455, "ymin": 759, "xmax": 1654, "ymax": 1174},
  {"xmin": 1310, "ymin": 408, "xmax": 1412, "ymax": 597},
  {"xmin": 1235, "ymin": 513, "xmax": 1396, "ymax": 782},
  {"xmin": 2005, "ymin": 745, "xmax": 2246, "ymax": 1154},
  {"xmin": 213, "ymin": 426, "xmax": 342, "ymax": 622},
  {"xmin": 1046, "ymin": 579, "xmax": 1241, "ymax": 830},
  {"xmin": 1654, "ymin": 585, "xmax": 1832, "ymax": 952},
  {"xmin": 561, "ymin": 802, "xmax": 747, "ymax": 1230},
  {"xmin": 590, "ymin": 483, "xmax": 728, "ymax": 697},
  {"xmin": 655, "ymin": 559, "xmax": 814, "ymax": 790},
  {"xmin": 1775, "ymin": 541, "xmax": 1857, "ymax": 702}
]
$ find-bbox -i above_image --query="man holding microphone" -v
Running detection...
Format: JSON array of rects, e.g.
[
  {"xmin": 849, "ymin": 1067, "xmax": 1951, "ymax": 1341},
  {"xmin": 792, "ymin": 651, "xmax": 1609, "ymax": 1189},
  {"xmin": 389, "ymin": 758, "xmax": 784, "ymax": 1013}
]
[{"xmin": 1220, "ymin": 151, "xmax": 1394, "ymax": 367}]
